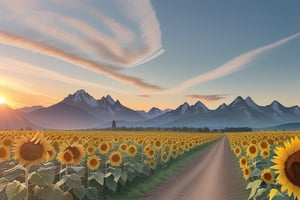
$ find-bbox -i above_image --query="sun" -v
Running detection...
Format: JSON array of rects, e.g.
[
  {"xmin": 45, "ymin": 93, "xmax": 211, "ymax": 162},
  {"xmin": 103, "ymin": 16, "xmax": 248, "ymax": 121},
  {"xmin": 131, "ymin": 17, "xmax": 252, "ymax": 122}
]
[{"xmin": 0, "ymin": 97, "xmax": 6, "ymax": 104}]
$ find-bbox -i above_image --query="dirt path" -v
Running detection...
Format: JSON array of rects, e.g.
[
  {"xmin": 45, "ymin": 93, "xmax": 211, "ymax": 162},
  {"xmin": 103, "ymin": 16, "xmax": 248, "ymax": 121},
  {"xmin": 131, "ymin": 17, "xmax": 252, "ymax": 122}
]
[{"xmin": 139, "ymin": 136, "xmax": 249, "ymax": 200}]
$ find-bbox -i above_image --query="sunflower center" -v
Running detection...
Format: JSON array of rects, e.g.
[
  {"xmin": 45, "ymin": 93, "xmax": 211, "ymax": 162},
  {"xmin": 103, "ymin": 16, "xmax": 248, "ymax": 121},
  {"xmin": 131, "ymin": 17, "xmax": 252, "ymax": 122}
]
[
  {"xmin": 263, "ymin": 173, "xmax": 272, "ymax": 181},
  {"xmin": 69, "ymin": 147, "xmax": 80, "ymax": 159},
  {"xmin": 20, "ymin": 142, "xmax": 43, "ymax": 161},
  {"xmin": 112, "ymin": 154, "xmax": 120, "ymax": 162},
  {"xmin": 63, "ymin": 151, "xmax": 72, "ymax": 162},
  {"xmin": 285, "ymin": 150, "xmax": 300, "ymax": 187},
  {"xmin": 0, "ymin": 147, "xmax": 7, "ymax": 158},
  {"xmin": 249, "ymin": 146, "xmax": 257, "ymax": 154},
  {"xmin": 89, "ymin": 158, "xmax": 98, "ymax": 166}
]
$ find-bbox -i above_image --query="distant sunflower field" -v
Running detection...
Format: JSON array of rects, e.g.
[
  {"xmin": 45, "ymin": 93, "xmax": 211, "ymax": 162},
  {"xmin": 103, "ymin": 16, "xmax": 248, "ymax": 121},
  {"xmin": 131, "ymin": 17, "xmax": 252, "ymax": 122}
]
[
  {"xmin": 0, "ymin": 130, "xmax": 220, "ymax": 200},
  {"xmin": 228, "ymin": 131, "xmax": 300, "ymax": 200}
]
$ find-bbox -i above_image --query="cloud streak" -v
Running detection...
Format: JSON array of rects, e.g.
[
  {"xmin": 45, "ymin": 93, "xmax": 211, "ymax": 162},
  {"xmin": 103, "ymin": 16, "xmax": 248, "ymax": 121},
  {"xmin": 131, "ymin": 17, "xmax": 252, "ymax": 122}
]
[
  {"xmin": 167, "ymin": 32, "xmax": 300, "ymax": 94},
  {"xmin": 0, "ymin": 57, "xmax": 131, "ymax": 95},
  {"xmin": 0, "ymin": 0, "xmax": 163, "ymax": 90},
  {"xmin": 0, "ymin": 32, "xmax": 161, "ymax": 91},
  {"xmin": 186, "ymin": 94, "xmax": 231, "ymax": 102}
]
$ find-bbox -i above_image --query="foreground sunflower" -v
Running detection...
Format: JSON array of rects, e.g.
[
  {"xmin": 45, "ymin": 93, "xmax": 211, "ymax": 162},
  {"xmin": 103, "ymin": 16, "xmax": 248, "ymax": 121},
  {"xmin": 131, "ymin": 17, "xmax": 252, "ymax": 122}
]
[
  {"xmin": 261, "ymin": 169, "xmax": 274, "ymax": 184},
  {"xmin": 13, "ymin": 132, "xmax": 51, "ymax": 166},
  {"xmin": 272, "ymin": 137, "xmax": 300, "ymax": 199},
  {"xmin": 0, "ymin": 145, "xmax": 10, "ymax": 162},
  {"xmin": 57, "ymin": 142, "xmax": 85, "ymax": 165},
  {"xmin": 109, "ymin": 151, "xmax": 123, "ymax": 167},
  {"xmin": 87, "ymin": 155, "xmax": 100, "ymax": 170}
]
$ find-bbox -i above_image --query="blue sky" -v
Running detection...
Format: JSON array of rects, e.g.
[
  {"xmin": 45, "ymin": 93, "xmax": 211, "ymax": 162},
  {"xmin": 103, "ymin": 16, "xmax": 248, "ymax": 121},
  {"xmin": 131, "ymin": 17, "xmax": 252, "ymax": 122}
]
[{"xmin": 0, "ymin": 0, "xmax": 299, "ymax": 111}]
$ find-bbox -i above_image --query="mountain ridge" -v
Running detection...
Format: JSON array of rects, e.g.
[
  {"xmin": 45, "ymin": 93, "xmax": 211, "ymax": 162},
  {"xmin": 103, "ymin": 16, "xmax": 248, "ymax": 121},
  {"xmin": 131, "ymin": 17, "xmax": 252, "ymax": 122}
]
[{"xmin": 1, "ymin": 89, "xmax": 300, "ymax": 130}]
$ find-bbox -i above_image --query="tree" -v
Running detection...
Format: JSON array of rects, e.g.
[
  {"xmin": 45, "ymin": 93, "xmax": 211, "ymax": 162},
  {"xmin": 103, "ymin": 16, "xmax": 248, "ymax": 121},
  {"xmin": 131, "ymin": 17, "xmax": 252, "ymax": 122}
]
[{"xmin": 111, "ymin": 120, "xmax": 117, "ymax": 129}]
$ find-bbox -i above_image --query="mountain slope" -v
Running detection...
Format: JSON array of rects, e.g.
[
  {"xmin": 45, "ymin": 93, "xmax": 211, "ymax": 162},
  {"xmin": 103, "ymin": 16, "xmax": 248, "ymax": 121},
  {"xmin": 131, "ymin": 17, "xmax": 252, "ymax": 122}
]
[{"xmin": 0, "ymin": 104, "xmax": 37, "ymax": 130}]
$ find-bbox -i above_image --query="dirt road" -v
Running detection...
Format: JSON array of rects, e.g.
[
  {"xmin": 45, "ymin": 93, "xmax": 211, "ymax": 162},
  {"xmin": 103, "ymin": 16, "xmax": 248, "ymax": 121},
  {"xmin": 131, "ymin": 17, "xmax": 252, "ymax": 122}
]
[{"xmin": 139, "ymin": 136, "xmax": 249, "ymax": 200}]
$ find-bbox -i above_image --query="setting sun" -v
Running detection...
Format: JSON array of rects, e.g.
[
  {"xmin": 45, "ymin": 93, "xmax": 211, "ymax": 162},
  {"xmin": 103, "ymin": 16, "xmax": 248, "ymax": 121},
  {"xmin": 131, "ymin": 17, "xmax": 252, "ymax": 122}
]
[{"xmin": 0, "ymin": 97, "xmax": 6, "ymax": 104}]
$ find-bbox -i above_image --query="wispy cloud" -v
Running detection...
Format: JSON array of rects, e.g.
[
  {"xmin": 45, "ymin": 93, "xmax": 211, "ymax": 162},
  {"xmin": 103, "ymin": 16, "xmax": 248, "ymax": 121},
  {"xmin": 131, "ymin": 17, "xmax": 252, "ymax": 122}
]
[
  {"xmin": 0, "ymin": 57, "xmax": 131, "ymax": 95},
  {"xmin": 186, "ymin": 94, "xmax": 231, "ymax": 102},
  {"xmin": 166, "ymin": 32, "xmax": 300, "ymax": 94},
  {"xmin": 0, "ymin": 0, "xmax": 163, "ymax": 90}
]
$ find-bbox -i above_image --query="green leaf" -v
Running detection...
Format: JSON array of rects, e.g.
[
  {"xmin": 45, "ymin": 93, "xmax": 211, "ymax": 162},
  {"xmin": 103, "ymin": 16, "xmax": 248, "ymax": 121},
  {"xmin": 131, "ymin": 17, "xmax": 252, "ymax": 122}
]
[
  {"xmin": 250, "ymin": 168, "xmax": 262, "ymax": 177},
  {"xmin": 271, "ymin": 192, "xmax": 289, "ymax": 200},
  {"xmin": 65, "ymin": 174, "xmax": 82, "ymax": 188},
  {"xmin": 111, "ymin": 168, "xmax": 122, "ymax": 182},
  {"xmin": 143, "ymin": 165, "xmax": 150, "ymax": 176},
  {"xmin": 5, "ymin": 180, "xmax": 27, "ymax": 200},
  {"xmin": 73, "ymin": 186, "xmax": 85, "ymax": 199},
  {"xmin": 254, "ymin": 161, "xmax": 269, "ymax": 170},
  {"xmin": 254, "ymin": 188, "xmax": 267, "ymax": 200},
  {"xmin": 29, "ymin": 167, "xmax": 55, "ymax": 186},
  {"xmin": 105, "ymin": 175, "xmax": 118, "ymax": 192},
  {"xmin": 246, "ymin": 180, "xmax": 262, "ymax": 200},
  {"xmin": 84, "ymin": 187, "xmax": 98, "ymax": 200},
  {"xmin": 89, "ymin": 171, "xmax": 105, "ymax": 186},
  {"xmin": 120, "ymin": 171, "xmax": 128, "ymax": 183},
  {"xmin": 34, "ymin": 185, "xmax": 64, "ymax": 200},
  {"xmin": 3, "ymin": 165, "xmax": 25, "ymax": 181},
  {"xmin": 0, "ymin": 178, "xmax": 9, "ymax": 192},
  {"xmin": 134, "ymin": 163, "xmax": 144, "ymax": 174}
]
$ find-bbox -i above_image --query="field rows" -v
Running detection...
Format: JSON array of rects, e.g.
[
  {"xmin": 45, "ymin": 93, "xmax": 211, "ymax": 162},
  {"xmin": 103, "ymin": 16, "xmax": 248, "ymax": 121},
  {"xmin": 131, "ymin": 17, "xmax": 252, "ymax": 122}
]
[{"xmin": 0, "ymin": 130, "xmax": 220, "ymax": 200}]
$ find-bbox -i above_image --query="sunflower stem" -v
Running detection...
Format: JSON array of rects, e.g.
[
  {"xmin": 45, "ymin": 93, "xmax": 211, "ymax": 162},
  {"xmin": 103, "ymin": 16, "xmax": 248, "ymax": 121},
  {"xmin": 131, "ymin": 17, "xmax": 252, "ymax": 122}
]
[{"xmin": 25, "ymin": 165, "xmax": 30, "ymax": 200}]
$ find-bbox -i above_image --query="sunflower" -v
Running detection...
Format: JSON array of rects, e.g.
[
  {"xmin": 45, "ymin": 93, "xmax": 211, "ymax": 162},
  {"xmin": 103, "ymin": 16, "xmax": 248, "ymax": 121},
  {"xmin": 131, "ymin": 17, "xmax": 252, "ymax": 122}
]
[
  {"xmin": 261, "ymin": 150, "xmax": 270, "ymax": 158},
  {"xmin": 2, "ymin": 137, "xmax": 13, "ymax": 147},
  {"xmin": 57, "ymin": 142, "xmax": 85, "ymax": 165},
  {"xmin": 46, "ymin": 145, "xmax": 56, "ymax": 161},
  {"xmin": 261, "ymin": 169, "xmax": 274, "ymax": 184},
  {"xmin": 234, "ymin": 146, "xmax": 242, "ymax": 157},
  {"xmin": 258, "ymin": 140, "xmax": 269, "ymax": 151},
  {"xmin": 127, "ymin": 145, "xmax": 137, "ymax": 157},
  {"xmin": 87, "ymin": 155, "xmax": 100, "ymax": 170},
  {"xmin": 109, "ymin": 151, "xmax": 123, "ymax": 167},
  {"xmin": 239, "ymin": 156, "xmax": 248, "ymax": 169},
  {"xmin": 119, "ymin": 143, "xmax": 128, "ymax": 152},
  {"xmin": 243, "ymin": 167, "xmax": 251, "ymax": 180},
  {"xmin": 161, "ymin": 152, "xmax": 170, "ymax": 163},
  {"xmin": 13, "ymin": 132, "xmax": 51, "ymax": 166},
  {"xmin": 145, "ymin": 148, "xmax": 155, "ymax": 159},
  {"xmin": 86, "ymin": 145, "xmax": 96, "ymax": 155},
  {"xmin": 0, "ymin": 145, "xmax": 10, "ymax": 162},
  {"xmin": 98, "ymin": 142, "xmax": 110, "ymax": 155},
  {"xmin": 154, "ymin": 140, "xmax": 163, "ymax": 150},
  {"xmin": 271, "ymin": 137, "xmax": 300, "ymax": 199},
  {"xmin": 247, "ymin": 144, "xmax": 258, "ymax": 159}
]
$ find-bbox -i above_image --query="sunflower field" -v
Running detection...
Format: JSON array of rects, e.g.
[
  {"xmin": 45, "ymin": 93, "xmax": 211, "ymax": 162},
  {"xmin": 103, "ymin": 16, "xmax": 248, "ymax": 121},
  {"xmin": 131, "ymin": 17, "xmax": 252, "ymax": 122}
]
[
  {"xmin": 0, "ymin": 130, "xmax": 220, "ymax": 200},
  {"xmin": 228, "ymin": 131, "xmax": 300, "ymax": 200}
]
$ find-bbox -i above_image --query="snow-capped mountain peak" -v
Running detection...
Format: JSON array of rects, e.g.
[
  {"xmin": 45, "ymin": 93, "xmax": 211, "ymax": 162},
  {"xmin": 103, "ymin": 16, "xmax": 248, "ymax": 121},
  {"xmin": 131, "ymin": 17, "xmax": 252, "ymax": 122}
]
[
  {"xmin": 193, "ymin": 101, "xmax": 209, "ymax": 112},
  {"xmin": 105, "ymin": 95, "xmax": 115, "ymax": 105},
  {"xmin": 230, "ymin": 96, "xmax": 244, "ymax": 107},
  {"xmin": 180, "ymin": 102, "xmax": 190, "ymax": 114},
  {"xmin": 72, "ymin": 90, "xmax": 98, "ymax": 107}
]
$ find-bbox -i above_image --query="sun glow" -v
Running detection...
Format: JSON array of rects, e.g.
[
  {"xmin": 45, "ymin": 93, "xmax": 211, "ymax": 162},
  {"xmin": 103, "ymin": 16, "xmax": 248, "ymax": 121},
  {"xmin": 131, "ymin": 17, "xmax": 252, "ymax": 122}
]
[{"xmin": 0, "ymin": 97, "xmax": 6, "ymax": 104}]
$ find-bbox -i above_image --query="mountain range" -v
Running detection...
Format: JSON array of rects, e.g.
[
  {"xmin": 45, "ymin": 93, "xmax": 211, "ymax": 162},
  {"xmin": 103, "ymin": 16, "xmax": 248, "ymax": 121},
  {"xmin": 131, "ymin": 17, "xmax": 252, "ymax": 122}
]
[{"xmin": 1, "ymin": 89, "xmax": 300, "ymax": 130}]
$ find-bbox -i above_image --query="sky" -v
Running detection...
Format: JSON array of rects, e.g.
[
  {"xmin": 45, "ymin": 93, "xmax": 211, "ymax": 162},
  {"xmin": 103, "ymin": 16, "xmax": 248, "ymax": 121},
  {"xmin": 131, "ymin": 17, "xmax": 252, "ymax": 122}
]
[{"xmin": 0, "ymin": 0, "xmax": 300, "ymax": 111}]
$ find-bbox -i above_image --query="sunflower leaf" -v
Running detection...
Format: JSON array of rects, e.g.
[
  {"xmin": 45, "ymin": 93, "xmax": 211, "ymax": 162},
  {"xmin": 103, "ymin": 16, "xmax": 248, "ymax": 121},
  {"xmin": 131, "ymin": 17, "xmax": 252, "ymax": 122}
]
[
  {"xmin": 2, "ymin": 165, "xmax": 25, "ymax": 181},
  {"xmin": 0, "ymin": 178, "xmax": 9, "ymax": 193},
  {"xmin": 111, "ymin": 168, "xmax": 122, "ymax": 183},
  {"xmin": 246, "ymin": 180, "xmax": 262, "ymax": 200},
  {"xmin": 5, "ymin": 180, "xmax": 27, "ymax": 200},
  {"xmin": 105, "ymin": 175, "xmax": 118, "ymax": 192},
  {"xmin": 84, "ymin": 187, "xmax": 98, "ymax": 200},
  {"xmin": 34, "ymin": 185, "xmax": 64, "ymax": 200},
  {"xmin": 89, "ymin": 171, "xmax": 105, "ymax": 186}
]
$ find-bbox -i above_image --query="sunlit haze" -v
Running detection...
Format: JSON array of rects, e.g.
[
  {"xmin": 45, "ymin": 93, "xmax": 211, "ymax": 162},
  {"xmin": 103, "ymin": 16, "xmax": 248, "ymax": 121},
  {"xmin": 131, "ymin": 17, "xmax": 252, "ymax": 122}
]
[{"xmin": 0, "ymin": 0, "xmax": 299, "ymax": 111}]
